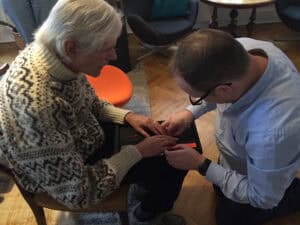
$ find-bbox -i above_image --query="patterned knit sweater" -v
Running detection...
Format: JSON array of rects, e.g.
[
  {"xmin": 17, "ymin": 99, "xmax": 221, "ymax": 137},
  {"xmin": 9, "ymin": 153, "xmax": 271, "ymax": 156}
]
[{"xmin": 0, "ymin": 43, "xmax": 142, "ymax": 209}]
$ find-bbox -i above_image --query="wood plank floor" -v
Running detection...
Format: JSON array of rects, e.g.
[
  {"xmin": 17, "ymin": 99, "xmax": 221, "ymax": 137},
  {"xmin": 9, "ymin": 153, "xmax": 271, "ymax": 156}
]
[{"xmin": 1, "ymin": 22, "xmax": 300, "ymax": 225}]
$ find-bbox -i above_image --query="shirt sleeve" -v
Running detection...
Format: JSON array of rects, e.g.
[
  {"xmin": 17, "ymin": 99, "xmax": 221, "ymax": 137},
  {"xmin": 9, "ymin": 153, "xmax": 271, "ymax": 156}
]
[
  {"xmin": 206, "ymin": 129, "xmax": 300, "ymax": 209},
  {"xmin": 186, "ymin": 101, "xmax": 217, "ymax": 119}
]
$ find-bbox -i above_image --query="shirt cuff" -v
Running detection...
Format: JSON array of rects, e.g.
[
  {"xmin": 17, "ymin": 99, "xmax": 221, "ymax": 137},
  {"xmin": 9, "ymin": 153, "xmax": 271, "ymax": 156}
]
[
  {"xmin": 205, "ymin": 162, "xmax": 226, "ymax": 187},
  {"xmin": 186, "ymin": 101, "xmax": 216, "ymax": 119}
]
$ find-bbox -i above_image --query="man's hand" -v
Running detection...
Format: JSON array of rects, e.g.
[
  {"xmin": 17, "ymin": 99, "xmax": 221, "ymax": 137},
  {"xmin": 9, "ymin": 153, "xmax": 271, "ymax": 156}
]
[
  {"xmin": 165, "ymin": 144, "xmax": 205, "ymax": 170},
  {"xmin": 135, "ymin": 135, "xmax": 177, "ymax": 158},
  {"xmin": 125, "ymin": 112, "xmax": 167, "ymax": 137},
  {"xmin": 162, "ymin": 110, "xmax": 194, "ymax": 136}
]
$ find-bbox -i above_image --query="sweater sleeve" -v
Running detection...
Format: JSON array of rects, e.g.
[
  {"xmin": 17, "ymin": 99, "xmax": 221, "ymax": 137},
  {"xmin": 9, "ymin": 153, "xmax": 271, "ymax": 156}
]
[
  {"xmin": 88, "ymin": 84, "xmax": 131, "ymax": 124},
  {"xmin": 6, "ymin": 97, "xmax": 141, "ymax": 210}
]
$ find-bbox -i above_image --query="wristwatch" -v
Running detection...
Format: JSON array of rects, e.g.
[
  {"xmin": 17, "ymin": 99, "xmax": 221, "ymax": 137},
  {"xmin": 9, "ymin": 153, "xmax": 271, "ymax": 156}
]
[{"xmin": 198, "ymin": 158, "xmax": 212, "ymax": 176}]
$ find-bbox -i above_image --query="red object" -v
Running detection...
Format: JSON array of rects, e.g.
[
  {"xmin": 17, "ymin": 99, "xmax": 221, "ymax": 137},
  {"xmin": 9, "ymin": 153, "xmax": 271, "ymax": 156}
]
[
  {"xmin": 86, "ymin": 65, "xmax": 133, "ymax": 106},
  {"xmin": 185, "ymin": 143, "xmax": 197, "ymax": 148}
]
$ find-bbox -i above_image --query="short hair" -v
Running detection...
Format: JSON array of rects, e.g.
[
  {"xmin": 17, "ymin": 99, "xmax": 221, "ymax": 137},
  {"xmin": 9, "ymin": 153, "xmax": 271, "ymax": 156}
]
[
  {"xmin": 171, "ymin": 29, "xmax": 250, "ymax": 91},
  {"xmin": 34, "ymin": 0, "xmax": 122, "ymax": 62}
]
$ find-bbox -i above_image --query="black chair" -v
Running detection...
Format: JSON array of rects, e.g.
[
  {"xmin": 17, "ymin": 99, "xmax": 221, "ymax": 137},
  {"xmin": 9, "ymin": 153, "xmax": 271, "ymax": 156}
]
[
  {"xmin": 123, "ymin": 0, "xmax": 198, "ymax": 60},
  {"xmin": 274, "ymin": 0, "xmax": 300, "ymax": 42},
  {"xmin": 275, "ymin": 0, "xmax": 300, "ymax": 32}
]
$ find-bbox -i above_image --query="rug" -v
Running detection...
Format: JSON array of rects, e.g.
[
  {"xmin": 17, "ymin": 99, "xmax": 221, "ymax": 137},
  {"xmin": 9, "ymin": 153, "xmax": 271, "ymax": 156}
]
[
  {"xmin": 56, "ymin": 212, "xmax": 121, "ymax": 225},
  {"xmin": 123, "ymin": 63, "xmax": 151, "ymax": 116},
  {"xmin": 55, "ymin": 63, "xmax": 150, "ymax": 225}
]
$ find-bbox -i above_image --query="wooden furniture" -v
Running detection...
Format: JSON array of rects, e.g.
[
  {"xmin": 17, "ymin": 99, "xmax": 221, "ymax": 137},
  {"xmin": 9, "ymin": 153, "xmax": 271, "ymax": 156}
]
[
  {"xmin": 86, "ymin": 65, "xmax": 133, "ymax": 107},
  {"xmin": 0, "ymin": 19, "xmax": 27, "ymax": 50},
  {"xmin": 201, "ymin": 0, "xmax": 274, "ymax": 36},
  {"xmin": 0, "ymin": 63, "xmax": 9, "ymax": 75},
  {"xmin": 0, "ymin": 164, "xmax": 129, "ymax": 225}
]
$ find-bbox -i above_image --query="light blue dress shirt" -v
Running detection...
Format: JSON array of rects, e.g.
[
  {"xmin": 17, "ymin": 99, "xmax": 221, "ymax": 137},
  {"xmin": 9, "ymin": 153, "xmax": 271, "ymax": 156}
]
[{"xmin": 187, "ymin": 38, "xmax": 300, "ymax": 209}]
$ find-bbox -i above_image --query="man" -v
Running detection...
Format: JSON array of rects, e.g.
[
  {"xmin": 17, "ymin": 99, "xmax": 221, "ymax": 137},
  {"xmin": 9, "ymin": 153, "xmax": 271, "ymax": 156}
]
[
  {"xmin": 0, "ymin": 1, "xmax": 187, "ymax": 225},
  {"xmin": 163, "ymin": 29, "xmax": 300, "ymax": 225}
]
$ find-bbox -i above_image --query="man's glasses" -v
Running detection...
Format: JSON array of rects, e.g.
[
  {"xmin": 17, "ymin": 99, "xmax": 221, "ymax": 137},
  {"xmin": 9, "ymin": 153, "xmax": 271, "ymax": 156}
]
[{"xmin": 189, "ymin": 83, "xmax": 232, "ymax": 105}]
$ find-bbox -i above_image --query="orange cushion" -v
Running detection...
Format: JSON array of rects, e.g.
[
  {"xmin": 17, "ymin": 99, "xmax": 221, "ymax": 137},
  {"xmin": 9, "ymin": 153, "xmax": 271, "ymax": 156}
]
[{"xmin": 86, "ymin": 65, "xmax": 133, "ymax": 106}]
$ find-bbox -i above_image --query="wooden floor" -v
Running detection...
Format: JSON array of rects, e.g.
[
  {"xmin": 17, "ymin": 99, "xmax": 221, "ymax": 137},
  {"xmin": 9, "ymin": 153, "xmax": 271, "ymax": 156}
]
[{"xmin": 1, "ymin": 22, "xmax": 300, "ymax": 225}]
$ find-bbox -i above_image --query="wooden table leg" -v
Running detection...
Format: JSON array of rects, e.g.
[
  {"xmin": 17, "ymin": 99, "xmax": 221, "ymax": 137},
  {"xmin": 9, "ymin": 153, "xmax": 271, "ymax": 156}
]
[
  {"xmin": 209, "ymin": 6, "xmax": 219, "ymax": 28},
  {"xmin": 247, "ymin": 7, "xmax": 256, "ymax": 36},
  {"xmin": 228, "ymin": 8, "xmax": 238, "ymax": 37}
]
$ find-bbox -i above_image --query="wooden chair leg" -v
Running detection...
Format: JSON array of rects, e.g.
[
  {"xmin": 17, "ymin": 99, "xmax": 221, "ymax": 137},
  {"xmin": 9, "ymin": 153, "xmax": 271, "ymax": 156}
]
[
  {"xmin": 119, "ymin": 211, "xmax": 129, "ymax": 225},
  {"xmin": 0, "ymin": 63, "xmax": 9, "ymax": 76},
  {"xmin": 18, "ymin": 188, "xmax": 47, "ymax": 225}
]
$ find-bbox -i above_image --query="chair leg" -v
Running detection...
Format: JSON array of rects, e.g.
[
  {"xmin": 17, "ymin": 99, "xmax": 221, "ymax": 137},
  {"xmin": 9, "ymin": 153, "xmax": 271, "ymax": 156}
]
[
  {"xmin": 0, "ymin": 63, "xmax": 9, "ymax": 76},
  {"xmin": 119, "ymin": 211, "xmax": 129, "ymax": 225},
  {"xmin": 18, "ymin": 188, "xmax": 47, "ymax": 225}
]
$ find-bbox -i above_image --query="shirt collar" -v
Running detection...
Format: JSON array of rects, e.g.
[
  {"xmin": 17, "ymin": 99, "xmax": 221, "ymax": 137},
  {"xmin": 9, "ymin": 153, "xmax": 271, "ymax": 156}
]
[{"xmin": 221, "ymin": 50, "xmax": 274, "ymax": 112}]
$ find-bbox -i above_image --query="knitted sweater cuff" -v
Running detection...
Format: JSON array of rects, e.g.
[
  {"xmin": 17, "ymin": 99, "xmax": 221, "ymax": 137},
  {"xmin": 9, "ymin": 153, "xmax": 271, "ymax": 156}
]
[
  {"xmin": 103, "ymin": 104, "xmax": 131, "ymax": 124},
  {"xmin": 104, "ymin": 145, "xmax": 142, "ymax": 184}
]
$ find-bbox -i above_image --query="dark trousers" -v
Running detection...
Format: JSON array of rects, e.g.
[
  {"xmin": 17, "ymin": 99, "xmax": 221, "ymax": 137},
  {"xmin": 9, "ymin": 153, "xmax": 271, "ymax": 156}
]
[
  {"xmin": 86, "ymin": 123, "xmax": 187, "ymax": 214},
  {"xmin": 213, "ymin": 178, "xmax": 300, "ymax": 225},
  {"xmin": 123, "ymin": 155, "xmax": 187, "ymax": 213}
]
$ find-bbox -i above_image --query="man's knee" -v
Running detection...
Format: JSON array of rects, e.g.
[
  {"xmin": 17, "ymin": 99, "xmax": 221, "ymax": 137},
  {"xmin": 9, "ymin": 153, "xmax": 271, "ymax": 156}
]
[
  {"xmin": 215, "ymin": 196, "xmax": 253, "ymax": 225},
  {"xmin": 215, "ymin": 203, "xmax": 237, "ymax": 225}
]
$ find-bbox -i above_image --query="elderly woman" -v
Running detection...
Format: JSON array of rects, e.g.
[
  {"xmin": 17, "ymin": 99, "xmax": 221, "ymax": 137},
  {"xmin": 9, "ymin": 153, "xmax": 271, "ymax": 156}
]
[{"xmin": 0, "ymin": 0, "xmax": 187, "ymax": 224}]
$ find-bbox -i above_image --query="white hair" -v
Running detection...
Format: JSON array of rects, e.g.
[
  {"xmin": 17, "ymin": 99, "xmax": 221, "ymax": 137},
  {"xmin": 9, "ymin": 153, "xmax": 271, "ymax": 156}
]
[{"xmin": 34, "ymin": 0, "xmax": 122, "ymax": 62}]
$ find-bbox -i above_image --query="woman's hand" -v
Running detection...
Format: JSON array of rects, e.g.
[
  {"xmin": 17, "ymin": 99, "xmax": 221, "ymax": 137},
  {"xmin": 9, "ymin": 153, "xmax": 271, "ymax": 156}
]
[
  {"xmin": 135, "ymin": 135, "xmax": 177, "ymax": 158},
  {"xmin": 125, "ymin": 112, "xmax": 166, "ymax": 137}
]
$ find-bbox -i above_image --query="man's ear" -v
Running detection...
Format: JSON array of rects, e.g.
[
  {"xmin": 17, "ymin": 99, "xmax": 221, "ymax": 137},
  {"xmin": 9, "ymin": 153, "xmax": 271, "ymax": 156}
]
[
  {"xmin": 214, "ymin": 84, "xmax": 233, "ymax": 98},
  {"xmin": 64, "ymin": 39, "xmax": 78, "ymax": 59}
]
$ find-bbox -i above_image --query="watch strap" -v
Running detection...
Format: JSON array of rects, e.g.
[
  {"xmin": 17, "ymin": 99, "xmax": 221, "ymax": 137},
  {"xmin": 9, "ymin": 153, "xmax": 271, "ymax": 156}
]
[{"xmin": 198, "ymin": 158, "xmax": 211, "ymax": 176}]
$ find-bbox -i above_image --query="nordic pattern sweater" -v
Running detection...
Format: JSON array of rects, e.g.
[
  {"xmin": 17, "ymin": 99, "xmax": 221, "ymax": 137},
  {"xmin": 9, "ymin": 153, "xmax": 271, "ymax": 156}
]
[{"xmin": 0, "ymin": 43, "xmax": 142, "ymax": 209}]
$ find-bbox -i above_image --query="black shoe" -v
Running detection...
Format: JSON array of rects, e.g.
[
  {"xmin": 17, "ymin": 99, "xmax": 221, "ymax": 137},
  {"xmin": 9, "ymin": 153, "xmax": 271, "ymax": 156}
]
[
  {"xmin": 129, "ymin": 202, "xmax": 186, "ymax": 225},
  {"xmin": 128, "ymin": 184, "xmax": 147, "ymax": 209}
]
